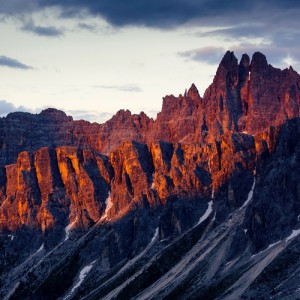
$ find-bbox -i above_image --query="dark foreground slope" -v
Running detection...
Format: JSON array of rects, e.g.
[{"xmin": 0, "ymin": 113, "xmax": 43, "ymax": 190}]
[{"xmin": 1, "ymin": 51, "xmax": 300, "ymax": 299}]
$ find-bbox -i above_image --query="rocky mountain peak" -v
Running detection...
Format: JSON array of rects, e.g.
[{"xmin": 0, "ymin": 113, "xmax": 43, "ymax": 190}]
[
  {"xmin": 239, "ymin": 53, "xmax": 250, "ymax": 82},
  {"xmin": 40, "ymin": 108, "xmax": 72, "ymax": 121},
  {"xmin": 220, "ymin": 50, "xmax": 238, "ymax": 68},
  {"xmin": 187, "ymin": 83, "xmax": 201, "ymax": 101},
  {"xmin": 250, "ymin": 51, "xmax": 268, "ymax": 70}
]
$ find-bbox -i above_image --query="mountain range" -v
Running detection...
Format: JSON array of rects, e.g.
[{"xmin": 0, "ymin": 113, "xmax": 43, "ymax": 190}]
[{"xmin": 1, "ymin": 51, "xmax": 300, "ymax": 299}]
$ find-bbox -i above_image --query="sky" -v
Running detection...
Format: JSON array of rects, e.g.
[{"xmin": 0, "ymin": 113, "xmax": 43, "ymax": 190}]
[{"xmin": 0, "ymin": 0, "xmax": 300, "ymax": 123}]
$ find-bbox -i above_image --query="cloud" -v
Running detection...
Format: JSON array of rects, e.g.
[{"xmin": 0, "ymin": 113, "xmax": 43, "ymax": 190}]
[
  {"xmin": 178, "ymin": 46, "xmax": 226, "ymax": 64},
  {"xmin": 0, "ymin": 100, "xmax": 42, "ymax": 117},
  {"xmin": 196, "ymin": 24, "xmax": 265, "ymax": 40},
  {"xmin": 0, "ymin": 100, "xmax": 19, "ymax": 116},
  {"xmin": 28, "ymin": 1, "xmax": 300, "ymax": 29},
  {"xmin": 21, "ymin": 19, "xmax": 64, "ymax": 37},
  {"xmin": 1, "ymin": 0, "xmax": 300, "ymax": 69},
  {"xmin": 177, "ymin": 42, "xmax": 300, "ymax": 73},
  {"xmin": 0, "ymin": 1, "xmax": 300, "ymax": 30},
  {"xmin": 0, "ymin": 55, "xmax": 33, "ymax": 69},
  {"xmin": 75, "ymin": 22, "xmax": 117, "ymax": 35},
  {"xmin": 0, "ymin": 99, "xmax": 113, "ymax": 123},
  {"xmin": 66, "ymin": 109, "xmax": 112, "ymax": 123},
  {"xmin": 77, "ymin": 22, "xmax": 97, "ymax": 32},
  {"xmin": 94, "ymin": 84, "xmax": 142, "ymax": 93},
  {"xmin": 0, "ymin": 0, "xmax": 39, "ymax": 17}
]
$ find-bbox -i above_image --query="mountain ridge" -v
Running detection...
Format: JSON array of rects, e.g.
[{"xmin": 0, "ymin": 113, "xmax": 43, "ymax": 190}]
[
  {"xmin": 1, "ymin": 51, "xmax": 300, "ymax": 166},
  {"xmin": 1, "ymin": 51, "xmax": 300, "ymax": 299}
]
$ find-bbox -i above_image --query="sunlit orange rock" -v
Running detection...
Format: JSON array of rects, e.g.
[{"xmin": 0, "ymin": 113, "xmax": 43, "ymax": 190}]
[{"xmin": 1, "ymin": 50, "xmax": 300, "ymax": 237}]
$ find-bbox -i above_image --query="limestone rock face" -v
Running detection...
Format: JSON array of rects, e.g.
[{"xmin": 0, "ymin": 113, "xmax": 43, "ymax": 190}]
[
  {"xmin": 149, "ymin": 84, "xmax": 203, "ymax": 144},
  {"xmin": 0, "ymin": 132, "xmax": 257, "ymax": 241},
  {"xmin": 0, "ymin": 147, "xmax": 112, "ymax": 240},
  {"xmin": 246, "ymin": 53, "xmax": 300, "ymax": 133},
  {"xmin": 202, "ymin": 51, "xmax": 241, "ymax": 139},
  {"xmin": 1, "ymin": 50, "xmax": 299, "ymax": 238},
  {"xmin": 2, "ymin": 51, "xmax": 300, "ymax": 299},
  {"xmin": 0, "ymin": 50, "xmax": 299, "ymax": 240}
]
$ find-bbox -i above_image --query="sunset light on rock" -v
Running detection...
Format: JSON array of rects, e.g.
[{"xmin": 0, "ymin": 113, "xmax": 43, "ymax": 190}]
[{"xmin": 1, "ymin": 1, "xmax": 300, "ymax": 299}]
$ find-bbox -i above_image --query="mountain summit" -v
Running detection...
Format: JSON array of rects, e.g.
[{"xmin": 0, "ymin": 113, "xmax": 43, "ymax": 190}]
[{"xmin": 1, "ymin": 51, "xmax": 300, "ymax": 299}]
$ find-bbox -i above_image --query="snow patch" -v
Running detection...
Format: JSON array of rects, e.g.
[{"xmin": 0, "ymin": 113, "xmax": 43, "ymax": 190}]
[
  {"xmin": 4, "ymin": 282, "xmax": 20, "ymax": 300},
  {"xmin": 212, "ymin": 213, "xmax": 216, "ymax": 222},
  {"xmin": 150, "ymin": 173, "xmax": 155, "ymax": 189},
  {"xmin": 64, "ymin": 217, "xmax": 77, "ymax": 241},
  {"xmin": 11, "ymin": 235, "xmax": 14, "ymax": 241},
  {"xmin": 208, "ymin": 158, "xmax": 211, "ymax": 173},
  {"xmin": 267, "ymin": 241, "xmax": 281, "ymax": 249},
  {"xmin": 244, "ymin": 229, "xmax": 248, "ymax": 234},
  {"xmin": 101, "ymin": 192, "xmax": 113, "ymax": 221},
  {"xmin": 207, "ymin": 158, "xmax": 215, "ymax": 199},
  {"xmin": 37, "ymin": 243, "xmax": 44, "ymax": 253},
  {"xmin": 64, "ymin": 260, "xmax": 96, "ymax": 299},
  {"xmin": 197, "ymin": 200, "xmax": 213, "ymax": 226},
  {"xmin": 239, "ymin": 177, "xmax": 256, "ymax": 210},
  {"xmin": 1, "ymin": 197, "xmax": 8, "ymax": 207},
  {"xmin": 251, "ymin": 241, "xmax": 281, "ymax": 258},
  {"xmin": 151, "ymin": 227, "xmax": 159, "ymax": 243},
  {"xmin": 286, "ymin": 229, "xmax": 300, "ymax": 242}
]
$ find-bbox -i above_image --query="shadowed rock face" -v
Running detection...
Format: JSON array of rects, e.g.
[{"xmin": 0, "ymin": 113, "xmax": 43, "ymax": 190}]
[
  {"xmin": 2, "ymin": 51, "xmax": 300, "ymax": 299},
  {"xmin": 244, "ymin": 118, "xmax": 300, "ymax": 252}
]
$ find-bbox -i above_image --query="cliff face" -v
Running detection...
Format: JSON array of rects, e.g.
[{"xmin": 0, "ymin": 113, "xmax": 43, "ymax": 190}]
[
  {"xmin": 0, "ymin": 129, "xmax": 259, "ymax": 238},
  {"xmin": 1, "ymin": 51, "xmax": 300, "ymax": 299}
]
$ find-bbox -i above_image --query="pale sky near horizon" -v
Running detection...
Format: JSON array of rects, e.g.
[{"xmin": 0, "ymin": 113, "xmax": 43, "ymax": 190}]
[{"xmin": 0, "ymin": 1, "xmax": 300, "ymax": 123}]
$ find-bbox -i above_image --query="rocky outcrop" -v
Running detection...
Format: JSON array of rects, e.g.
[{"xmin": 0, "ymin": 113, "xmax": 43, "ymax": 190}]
[{"xmin": 149, "ymin": 84, "xmax": 204, "ymax": 143}]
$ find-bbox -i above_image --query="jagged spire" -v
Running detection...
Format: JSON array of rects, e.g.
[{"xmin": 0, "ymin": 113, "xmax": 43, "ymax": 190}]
[{"xmin": 187, "ymin": 83, "xmax": 201, "ymax": 101}]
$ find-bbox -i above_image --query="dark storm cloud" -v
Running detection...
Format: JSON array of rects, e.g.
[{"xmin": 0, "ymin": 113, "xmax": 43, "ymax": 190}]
[
  {"xmin": 0, "ymin": 56, "xmax": 33, "ymax": 70},
  {"xmin": 178, "ymin": 46, "xmax": 226, "ymax": 64},
  {"xmin": 0, "ymin": 0, "xmax": 300, "ymax": 29},
  {"xmin": 34, "ymin": 0, "xmax": 251, "ymax": 27},
  {"xmin": 21, "ymin": 20, "xmax": 64, "ymax": 37},
  {"xmin": 1, "ymin": 0, "xmax": 300, "ymax": 69},
  {"xmin": 30, "ymin": 0, "xmax": 300, "ymax": 28}
]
